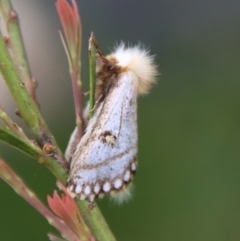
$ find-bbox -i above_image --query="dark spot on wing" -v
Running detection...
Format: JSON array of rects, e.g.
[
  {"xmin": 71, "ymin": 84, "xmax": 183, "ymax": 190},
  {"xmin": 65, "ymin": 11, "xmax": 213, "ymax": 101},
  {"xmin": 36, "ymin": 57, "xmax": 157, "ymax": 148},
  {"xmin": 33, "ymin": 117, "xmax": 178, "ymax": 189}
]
[{"xmin": 99, "ymin": 131, "xmax": 117, "ymax": 147}]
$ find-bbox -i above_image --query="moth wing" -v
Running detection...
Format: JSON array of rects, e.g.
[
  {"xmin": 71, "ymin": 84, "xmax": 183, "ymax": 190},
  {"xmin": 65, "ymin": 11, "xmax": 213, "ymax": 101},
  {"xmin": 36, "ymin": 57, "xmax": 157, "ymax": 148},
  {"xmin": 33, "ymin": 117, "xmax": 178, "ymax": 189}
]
[{"xmin": 67, "ymin": 72, "xmax": 138, "ymax": 201}]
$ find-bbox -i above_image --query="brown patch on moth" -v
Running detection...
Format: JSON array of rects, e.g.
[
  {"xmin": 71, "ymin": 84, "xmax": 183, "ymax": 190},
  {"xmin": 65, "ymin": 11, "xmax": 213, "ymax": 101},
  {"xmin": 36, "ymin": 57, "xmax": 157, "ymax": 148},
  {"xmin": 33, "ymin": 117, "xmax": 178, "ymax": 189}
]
[
  {"xmin": 99, "ymin": 130, "xmax": 117, "ymax": 147},
  {"xmin": 91, "ymin": 54, "xmax": 127, "ymax": 125},
  {"xmin": 95, "ymin": 55, "xmax": 122, "ymax": 103}
]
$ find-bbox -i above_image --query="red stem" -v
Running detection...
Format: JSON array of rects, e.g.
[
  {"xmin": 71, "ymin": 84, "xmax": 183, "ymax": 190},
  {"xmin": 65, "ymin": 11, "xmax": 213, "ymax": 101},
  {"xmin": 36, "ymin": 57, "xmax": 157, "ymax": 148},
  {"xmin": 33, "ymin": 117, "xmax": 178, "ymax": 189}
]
[{"xmin": 71, "ymin": 70, "xmax": 84, "ymax": 142}]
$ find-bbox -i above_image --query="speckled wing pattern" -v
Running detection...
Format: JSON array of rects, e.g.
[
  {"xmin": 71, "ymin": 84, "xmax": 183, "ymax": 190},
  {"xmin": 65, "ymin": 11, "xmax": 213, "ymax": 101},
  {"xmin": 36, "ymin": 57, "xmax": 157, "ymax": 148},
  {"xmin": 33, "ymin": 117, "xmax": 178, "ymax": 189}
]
[{"xmin": 66, "ymin": 72, "xmax": 138, "ymax": 202}]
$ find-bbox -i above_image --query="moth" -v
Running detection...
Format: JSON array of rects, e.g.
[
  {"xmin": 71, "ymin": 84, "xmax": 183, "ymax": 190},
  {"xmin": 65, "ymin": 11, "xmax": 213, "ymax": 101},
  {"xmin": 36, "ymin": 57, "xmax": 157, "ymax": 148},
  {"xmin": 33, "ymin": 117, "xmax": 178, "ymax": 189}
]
[{"xmin": 66, "ymin": 44, "xmax": 157, "ymax": 203}]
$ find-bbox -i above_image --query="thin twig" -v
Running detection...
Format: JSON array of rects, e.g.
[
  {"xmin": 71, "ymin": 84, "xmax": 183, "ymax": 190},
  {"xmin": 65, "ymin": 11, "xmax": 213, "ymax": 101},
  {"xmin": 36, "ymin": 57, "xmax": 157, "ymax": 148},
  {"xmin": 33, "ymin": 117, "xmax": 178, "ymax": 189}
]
[
  {"xmin": 0, "ymin": 105, "xmax": 29, "ymax": 141},
  {"xmin": 56, "ymin": 0, "xmax": 84, "ymax": 142},
  {"xmin": 0, "ymin": 126, "xmax": 42, "ymax": 158},
  {"xmin": 0, "ymin": 30, "xmax": 67, "ymax": 168},
  {"xmin": 70, "ymin": 68, "xmax": 84, "ymax": 142},
  {"xmin": 0, "ymin": 158, "xmax": 80, "ymax": 241},
  {"xmin": 0, "ymin": 0, "xmax": 37, "ymax": 102},
  {"xmin": 88, "ymin": 32, "xmax": 96, "ymax": 120}
]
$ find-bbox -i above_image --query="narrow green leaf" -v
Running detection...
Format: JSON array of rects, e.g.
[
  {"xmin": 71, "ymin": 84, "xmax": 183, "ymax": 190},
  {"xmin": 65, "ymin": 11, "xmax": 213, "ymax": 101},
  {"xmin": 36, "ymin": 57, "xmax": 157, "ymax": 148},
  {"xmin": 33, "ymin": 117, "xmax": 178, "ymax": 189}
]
[
  {"xmin": 0, "ymin": 126, "xmax": 42, "ymax": 158},
  {"xmin": 88, "ymin": 33, "xmax": 96, "ymax": 119}
]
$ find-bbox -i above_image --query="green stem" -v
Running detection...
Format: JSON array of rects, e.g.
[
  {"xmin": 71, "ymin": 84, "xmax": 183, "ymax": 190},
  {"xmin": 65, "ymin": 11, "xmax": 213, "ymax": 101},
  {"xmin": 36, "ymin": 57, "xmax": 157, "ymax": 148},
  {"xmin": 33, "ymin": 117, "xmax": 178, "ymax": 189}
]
[
  {"xmin": 0, "ymin": 33, "xmax": 49, "ymax": 144},
  {"xmin": 0, "ymin": 0, "xmax": 36, "ymax": 101},
  {"xmin": 0, "ymin": 32, "xmax": 71, "ymax": 171},
  {"xmin": 88, "ymin": 32, "xmax": 96, "ymax": 119},
  {"xmin": 0, "ymin": 126, "xmax": 68, "ymax": 182},
  {"xmin": 0, "ymin": 126, "xmax": 42, "ymax": 158},
  {"xmin": 0, "ymin": 106, "xmax": 29, "ymax": 141},
  {"xmin": 70, "ymin": 69, "xmax": 84, "ymax": 142},
  {"xmin": 0, "ymin": 158, "xmax": 80, "ymax": 241},
  {"xmin": 77, "ymin": 200, "xmax": 116, "ymax": 241}
]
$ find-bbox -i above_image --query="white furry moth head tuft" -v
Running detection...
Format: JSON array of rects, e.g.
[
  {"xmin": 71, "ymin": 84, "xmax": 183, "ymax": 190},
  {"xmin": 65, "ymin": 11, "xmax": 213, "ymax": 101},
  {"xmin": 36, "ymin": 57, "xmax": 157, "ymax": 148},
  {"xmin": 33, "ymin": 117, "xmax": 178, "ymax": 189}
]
[
  {"xmin": 66, "ymin": 43, "xmax": 157, "ymax": 204},
  {"xmin": 108, "ymin": 44, "xmax": 158, "ymax": 95}
]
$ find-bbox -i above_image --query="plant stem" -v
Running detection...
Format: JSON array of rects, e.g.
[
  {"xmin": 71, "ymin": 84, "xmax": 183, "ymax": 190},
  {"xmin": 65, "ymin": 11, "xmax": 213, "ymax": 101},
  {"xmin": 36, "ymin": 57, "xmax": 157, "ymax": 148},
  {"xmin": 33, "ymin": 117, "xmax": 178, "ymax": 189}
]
[
  {"xmin": 0, "ymin": 0, "xmax": 37, "ymax": 102},
  {"xmin": 0, "ymin": 31, "xmax": 70, "ymax": 170},
  {"xmin": 88, "ymin": 32, "xmax": 96, "ymax": 119},
  {"xmin": 0, "ymin": 106, "xmax": 29, "ymax": 141},
  {"xmin": 0, "ymin": 33, "xmax": 49, "ymax": 144},
  {"xmin": 0, "ymin": 126, "xmax": 42, "ymax": 158},
  {"xmin": 0, "ymin": 126, "xmax": 68, "ymax": 181},
  {"xmin": 70, "ymin": 68, "xmax": 84, "ymax": 142},
  {"xmin": 0, "ymin": 158, "xmax": 80, "ymax": 241},
  {"xmin": 77, "ymin": 200, "xmax": 116, "ymax": 241}
]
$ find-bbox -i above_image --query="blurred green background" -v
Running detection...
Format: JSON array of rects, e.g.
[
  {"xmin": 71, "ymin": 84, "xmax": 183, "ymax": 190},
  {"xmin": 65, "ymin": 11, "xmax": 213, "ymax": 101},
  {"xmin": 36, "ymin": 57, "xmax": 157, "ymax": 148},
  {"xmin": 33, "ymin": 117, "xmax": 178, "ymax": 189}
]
[{"xmin": 0, "ymin": 0, "xmax": 240, "ymax": 240}]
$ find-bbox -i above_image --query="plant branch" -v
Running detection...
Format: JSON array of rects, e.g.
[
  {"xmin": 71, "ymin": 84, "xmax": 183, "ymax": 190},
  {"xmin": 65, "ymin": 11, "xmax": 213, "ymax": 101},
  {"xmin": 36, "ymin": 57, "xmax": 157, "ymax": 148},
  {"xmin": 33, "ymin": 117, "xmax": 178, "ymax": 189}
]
[
  {"xmin": 0, "ymin": 158, "xmax": 80, "ymax": 241},
  {"xmin": 0, "ymin": 29, "xmax": 71, "ymax": 174},
  {"xmin": 0, "ymin": 126, "xmax": 68, "ymax": 181},
  {"xmin": 0, "ymin": 32, "xmax": 50, "ymax": 144},
  {"xmin": 88, "ymin": 32, "xmax": 96, "ymax": 119},
  {"xmin": 48, "ymin": 182, "xmax": 93, "ymax": 241},
  {"xmin": 0, "ymin": 105, "xmax": 29, "ymax": 141},
  {"xmin": 0, "ymin": 126, "xmax": 42, "ymax": 158},
  {"xmin": 0, "ymin": 0, "xmax": 37, "ymax": 102},
  {"xmin": 56, "ymin": 0, "xmax": 83, "ymax": 142},
  {"xmin": 77, "ymin": 200, "xmax": 116, "ymax": 241},
  {"xmin": 70, "ymin": 68, "xmax": 84, "ymax": 142}
]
